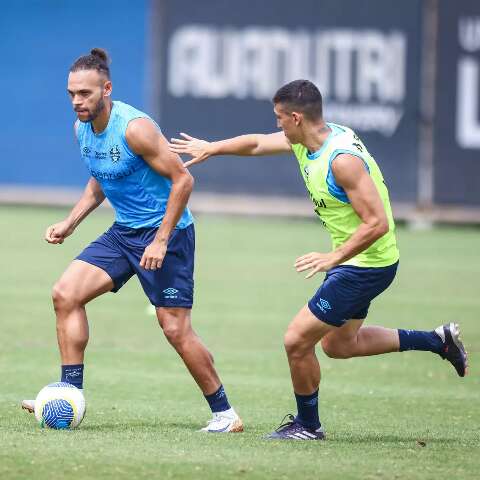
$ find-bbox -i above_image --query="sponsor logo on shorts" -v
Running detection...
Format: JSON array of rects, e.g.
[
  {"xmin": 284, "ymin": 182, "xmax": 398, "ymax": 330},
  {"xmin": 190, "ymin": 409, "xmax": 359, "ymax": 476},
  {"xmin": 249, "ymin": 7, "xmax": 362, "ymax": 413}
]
[
  {"xmin": 316, "ymin": 298, "xmax": 332, "ymax": 314},
  {"xmin": 163, "ymin": 287, "xmax": 179, "ymax": 299}
]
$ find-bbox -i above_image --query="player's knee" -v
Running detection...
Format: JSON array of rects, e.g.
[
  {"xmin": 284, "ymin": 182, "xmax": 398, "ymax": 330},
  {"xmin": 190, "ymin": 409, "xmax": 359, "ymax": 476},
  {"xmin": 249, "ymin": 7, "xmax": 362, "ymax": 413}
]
[
  {"xmin": 284, "ymin": 328, "xmax": 307, "ymax": 358},
  {"xmin": 52, "ymin": 281, "xmax": 79, "ymax": 312},
  {"xmin": 157, "ymin": 309, "xmax": 190, "ymax": 350},
  {"xmin": 321, "ymin": 337, "xmax": 353, "ymax": 359},
  {"xmin": 162, "ymin": 322, "xmax": 184, "ymax": 347}
]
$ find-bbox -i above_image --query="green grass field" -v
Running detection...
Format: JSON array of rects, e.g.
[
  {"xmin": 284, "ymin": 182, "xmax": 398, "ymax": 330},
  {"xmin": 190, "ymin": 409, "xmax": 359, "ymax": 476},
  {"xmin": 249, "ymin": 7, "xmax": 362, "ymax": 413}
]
[{"xmin": 0, "ymin": 205, "xmax": 478, "ymax": 480}]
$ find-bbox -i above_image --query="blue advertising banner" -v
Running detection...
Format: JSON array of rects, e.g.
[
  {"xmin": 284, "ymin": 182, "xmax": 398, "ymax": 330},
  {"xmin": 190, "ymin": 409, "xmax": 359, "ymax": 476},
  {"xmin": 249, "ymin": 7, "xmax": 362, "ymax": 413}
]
[
  {"xmin": 0, "ymin": 0, "xmax": 147, "ymax": 188},
  {"xmin": 156, "ymin": 0, "xmax": 422, "ymax": 201},
  {"xmin": 434, "ymin": 0, "xmax": 480, "ymax": 205}
]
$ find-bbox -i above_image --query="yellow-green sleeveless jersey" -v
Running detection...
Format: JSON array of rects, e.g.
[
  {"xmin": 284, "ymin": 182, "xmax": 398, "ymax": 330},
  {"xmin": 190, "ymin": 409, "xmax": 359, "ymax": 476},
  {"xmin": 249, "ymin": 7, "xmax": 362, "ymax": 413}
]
[{"xmin": 292, "ymin": 123, "xmax": 399, "ymax": 268}]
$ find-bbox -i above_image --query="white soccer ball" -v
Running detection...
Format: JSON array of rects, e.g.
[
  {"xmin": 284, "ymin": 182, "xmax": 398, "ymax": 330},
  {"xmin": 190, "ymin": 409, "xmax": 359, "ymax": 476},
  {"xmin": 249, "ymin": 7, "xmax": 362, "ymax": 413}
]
[{"xmin": 34, "ymin": 382, "xmax": 86, "ymax": 429}]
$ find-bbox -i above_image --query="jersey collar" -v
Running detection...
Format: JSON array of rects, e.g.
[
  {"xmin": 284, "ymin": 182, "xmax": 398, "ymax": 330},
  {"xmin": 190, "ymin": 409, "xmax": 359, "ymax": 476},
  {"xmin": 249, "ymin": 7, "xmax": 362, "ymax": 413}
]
[{"xmin": 306, "ymin": 123, "xmax": 341, "ymax": 160}]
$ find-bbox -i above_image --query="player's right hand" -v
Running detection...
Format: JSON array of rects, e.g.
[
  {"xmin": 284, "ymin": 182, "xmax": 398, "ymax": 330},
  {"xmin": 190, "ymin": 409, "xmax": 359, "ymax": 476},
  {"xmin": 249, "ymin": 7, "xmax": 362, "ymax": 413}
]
[
  {"xmin": 45, "ymin": 220, "xmax": 75, "ymax": 244},
  {"xmin": 168, "ymin": 133, "xmax": 213, "ymax": 167}
]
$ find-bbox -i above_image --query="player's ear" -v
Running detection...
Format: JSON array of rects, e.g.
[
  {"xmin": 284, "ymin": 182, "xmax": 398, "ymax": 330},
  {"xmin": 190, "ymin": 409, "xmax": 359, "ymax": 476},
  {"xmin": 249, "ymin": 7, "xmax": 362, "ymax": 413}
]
[
  {"xmin": 292, "ymin": 111, "xmax": 302, "ymax": 126},
  {"xmin": 103, "ymin": 80, "xmax": 112, "ymax": 98}
]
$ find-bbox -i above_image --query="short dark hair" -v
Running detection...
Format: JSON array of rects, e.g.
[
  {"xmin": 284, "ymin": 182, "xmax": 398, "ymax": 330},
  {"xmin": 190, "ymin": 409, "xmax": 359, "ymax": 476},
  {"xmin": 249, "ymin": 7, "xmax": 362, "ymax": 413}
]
[
  {"xmin": 70, "ymin": 48, "xmax": 111, "ymax": 79},
  {"xmin": 272, "ymin": 79, "xmax": 323, "ymax": 120}
]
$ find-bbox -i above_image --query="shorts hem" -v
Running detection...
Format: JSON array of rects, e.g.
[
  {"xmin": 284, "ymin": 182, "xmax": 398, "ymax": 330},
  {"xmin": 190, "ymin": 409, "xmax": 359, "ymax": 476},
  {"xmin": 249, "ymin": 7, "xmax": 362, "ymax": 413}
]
[
  {"xmin": 151, "ymin": 302, "xmax": 193, "ymax": 309},
  {"xmin": 75, "ymin": 256, "xmax": 121, "ymax": 292},
  {"xmin": 350, "ymin": 314, "xmax": 368, "ymax": 320},
  {"xmin": 307, "ymin": 301, "xmax": 346, "ymax": 328}
]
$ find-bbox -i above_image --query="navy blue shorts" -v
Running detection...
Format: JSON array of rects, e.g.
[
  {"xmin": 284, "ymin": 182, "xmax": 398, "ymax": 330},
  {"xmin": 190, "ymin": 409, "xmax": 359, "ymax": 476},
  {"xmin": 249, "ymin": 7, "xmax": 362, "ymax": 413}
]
[
  {"xmin": 76, "ymin": 223, "xmax": 195, "ymax": 308},
  {"xmin": 308, "ymin": 261, "xmax": 398, "ymax": 327}
]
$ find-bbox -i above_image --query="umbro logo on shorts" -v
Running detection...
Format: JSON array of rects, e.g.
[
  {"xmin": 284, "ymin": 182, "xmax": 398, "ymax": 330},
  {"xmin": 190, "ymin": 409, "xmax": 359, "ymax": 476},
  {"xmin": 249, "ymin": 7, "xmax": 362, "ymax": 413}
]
[
  {"xmin": 316, "ymin": 298, "xmax": 332, "ymax": 313},
  {"xmin": 163, "ymin": 287, "xmax": 179, "ymax": 299}
]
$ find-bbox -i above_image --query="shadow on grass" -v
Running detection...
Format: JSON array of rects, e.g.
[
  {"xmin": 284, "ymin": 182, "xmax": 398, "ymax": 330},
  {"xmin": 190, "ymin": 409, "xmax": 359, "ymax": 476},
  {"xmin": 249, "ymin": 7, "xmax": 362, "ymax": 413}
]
[
  {"xmin": 329, "ymin": 432, "xmax": 459, "ymax": 445},
  {"xmin": 80, "ymin": 419, "xmax": 195, "ymax": 432},
  {"xmin": 79, "ymin": 422, "xmax": 461, "ymax": 446}
]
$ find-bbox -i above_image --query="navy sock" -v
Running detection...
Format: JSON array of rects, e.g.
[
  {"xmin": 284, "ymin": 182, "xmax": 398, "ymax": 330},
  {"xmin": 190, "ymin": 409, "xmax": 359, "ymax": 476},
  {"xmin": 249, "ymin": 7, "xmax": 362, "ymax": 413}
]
[
  {"xmin": 204, "ymin": 385, "xmax": 231, "ymax": 413},
  {"xmin": 61, "ymin": 364, "xmax": 84, "ymax": 389},
  {"xmin": 295, "ymin": 390, "xmax": 321, "ymax": 430},
  {"xmin": 398, "ymin": 329, "xmax": 443, "ymax": 353}
]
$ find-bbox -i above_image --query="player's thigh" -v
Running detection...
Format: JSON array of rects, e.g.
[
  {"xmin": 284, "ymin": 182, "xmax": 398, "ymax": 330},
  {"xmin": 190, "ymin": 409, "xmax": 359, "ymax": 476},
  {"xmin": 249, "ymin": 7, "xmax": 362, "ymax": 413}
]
[
  {"xmin": 53, "ymin": 259, "xmax": 115, "ymax": 305},
  {"xmin": 321, "ymin": 318, "xmax": 365, "ymax": 347},
  {"xmin": 285, "ymin": 305, "xmax": 336, "ymax": 351},
  {"xmin": 68, "ymin": 225, "xmax": 135, "ymax": 301}
]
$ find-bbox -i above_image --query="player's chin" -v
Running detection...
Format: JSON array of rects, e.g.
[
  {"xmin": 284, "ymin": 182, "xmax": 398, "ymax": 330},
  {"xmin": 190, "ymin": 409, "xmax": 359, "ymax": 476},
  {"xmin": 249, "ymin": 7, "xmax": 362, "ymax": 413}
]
[{"xmin": 75, "ymin": 111, "xmax": 91, "ymax": 122}]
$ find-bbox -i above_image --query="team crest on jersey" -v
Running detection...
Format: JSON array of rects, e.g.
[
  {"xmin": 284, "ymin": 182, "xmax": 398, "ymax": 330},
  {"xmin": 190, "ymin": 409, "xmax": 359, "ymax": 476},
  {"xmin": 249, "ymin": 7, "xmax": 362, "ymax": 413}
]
[
  {"xmin": 109, "ymin": 145, "xmax": 121, "ymax": 163},
  {"xmin": 82, "ymin": 146, "xmax": 91, "ymax": 157}
]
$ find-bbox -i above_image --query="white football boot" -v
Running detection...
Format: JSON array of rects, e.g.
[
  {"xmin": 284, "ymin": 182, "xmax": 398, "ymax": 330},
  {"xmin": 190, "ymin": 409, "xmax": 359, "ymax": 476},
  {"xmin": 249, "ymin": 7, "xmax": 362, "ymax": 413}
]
[
  {"xmin": 22, "ymin": 387, "xmax": 84, "ymax": 414},
  {"xmin": 201, "ymin": 407, "xmax": 244, "ymax": 433},
  {"xmin": 21, "ymin": 399, "xmax": 35, "ymax": 413}
]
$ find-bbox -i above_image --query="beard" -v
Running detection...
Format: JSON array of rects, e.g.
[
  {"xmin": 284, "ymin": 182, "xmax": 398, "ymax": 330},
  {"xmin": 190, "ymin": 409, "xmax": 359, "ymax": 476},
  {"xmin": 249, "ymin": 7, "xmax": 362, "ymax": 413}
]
[{"xmin": 78, "ymin": 97, "xmax": 107, "ymax": 123}]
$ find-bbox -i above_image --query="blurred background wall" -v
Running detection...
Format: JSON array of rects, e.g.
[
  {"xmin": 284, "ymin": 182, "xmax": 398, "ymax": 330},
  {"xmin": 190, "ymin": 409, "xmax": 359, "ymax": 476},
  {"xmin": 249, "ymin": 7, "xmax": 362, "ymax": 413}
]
[
  {"xmin": 0, "ymin": 0, "xmax": 147, "ymax": 188},
  {"xmin": 1, "ymin": 0, "xmax": 479, "ymax": 218}
]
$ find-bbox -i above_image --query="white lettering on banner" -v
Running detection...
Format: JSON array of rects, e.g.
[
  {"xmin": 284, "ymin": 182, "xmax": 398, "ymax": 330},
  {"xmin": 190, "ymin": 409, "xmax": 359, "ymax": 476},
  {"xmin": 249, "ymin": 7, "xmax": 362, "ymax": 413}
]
[
  {"xmin": 168, "ymin": 26, "xmax": 407, "ymax": 136},
  {"xmin": 326, "ymin": 103, "xmax": 403, "ymax": 134},
  {"xmin": 456, "ymin": 17, "xmax": 480, "ymax": 149},
  {"xmin": 456, "ymin": 58, "xmax": 480, "ymax": 149},
  {"xmin": 459, "ymin": 17, "xmax": 480, "ymax": 52}
]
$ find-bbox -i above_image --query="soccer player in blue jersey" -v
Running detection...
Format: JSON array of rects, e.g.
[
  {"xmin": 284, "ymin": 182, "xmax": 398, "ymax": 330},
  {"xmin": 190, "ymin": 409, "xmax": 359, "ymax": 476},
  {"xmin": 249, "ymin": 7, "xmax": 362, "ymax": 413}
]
[{"xmin": 21, "ymin": 48, "xmax": 243, "ymax": 433}]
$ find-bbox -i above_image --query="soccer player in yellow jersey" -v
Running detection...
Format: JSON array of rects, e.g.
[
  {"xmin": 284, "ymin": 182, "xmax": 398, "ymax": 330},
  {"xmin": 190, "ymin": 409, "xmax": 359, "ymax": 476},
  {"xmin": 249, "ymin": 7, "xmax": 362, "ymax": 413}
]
[{"xmin": 170, "ymin": 80, "xmax": 467, "ymax": 440}]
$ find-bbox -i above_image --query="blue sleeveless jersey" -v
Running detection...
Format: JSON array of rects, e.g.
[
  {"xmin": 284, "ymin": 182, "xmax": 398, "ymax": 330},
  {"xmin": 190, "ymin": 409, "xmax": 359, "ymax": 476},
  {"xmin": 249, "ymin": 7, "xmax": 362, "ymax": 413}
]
[{"xmin": 76, "ymin": 101, "xmax": 194, "ymax": 229}]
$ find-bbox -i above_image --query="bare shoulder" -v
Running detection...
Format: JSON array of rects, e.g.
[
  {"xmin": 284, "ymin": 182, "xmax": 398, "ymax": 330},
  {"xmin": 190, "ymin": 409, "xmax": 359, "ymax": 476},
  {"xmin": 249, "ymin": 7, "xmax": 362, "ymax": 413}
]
[
  {"xmin": 331, "ymin": 153, "xmax": 368, "ymax": 188},
  {"xmin": 125, "ymin": 117, "xmax": 162, "ymax": 154},
  {"xmin": 126, "ymin": 117, "xmax": 159, "ymax": 140}
]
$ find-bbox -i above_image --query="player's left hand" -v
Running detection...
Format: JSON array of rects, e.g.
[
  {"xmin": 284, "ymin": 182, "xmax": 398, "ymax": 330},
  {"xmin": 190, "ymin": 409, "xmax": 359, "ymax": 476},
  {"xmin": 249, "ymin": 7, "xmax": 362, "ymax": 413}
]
[
  {"xmin": 168, "ymin": 133, "xmax": 213, "ymax": 167},
  {"xmin": 294, "ymin": 251, "xmax": 341, "ymax": 279},
  {"xmin": 140, "ymin": 240, "xmax": 168, "ymax": 270}
]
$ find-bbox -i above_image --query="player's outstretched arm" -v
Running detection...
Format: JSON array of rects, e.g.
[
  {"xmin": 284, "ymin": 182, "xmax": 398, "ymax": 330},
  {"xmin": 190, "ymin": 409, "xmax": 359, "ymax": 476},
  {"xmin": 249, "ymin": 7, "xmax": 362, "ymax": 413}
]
[
  {"xmin": 295, "ymin": 154, "xmax": 389, "ymax": 278},
  {"xmin": 169, "ymin": 131, "xmax": 292, "ymax": 167},
  {"xmin": 126, "ymin": 118, "xmax": 194, "ymax": 270},
  {"xmin": 45, "ymin": 177, "xmax": 106, "ymax": 244}
]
